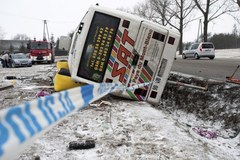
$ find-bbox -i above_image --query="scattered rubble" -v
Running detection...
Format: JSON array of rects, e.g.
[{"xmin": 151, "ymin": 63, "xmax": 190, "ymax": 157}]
[
  {"xmin": 0, "ymin": 82, "xmax": 14, "ymax": 91},
  {"xmin": 68, "ymin": 140, "xmax": 96, "ymax": 150}
]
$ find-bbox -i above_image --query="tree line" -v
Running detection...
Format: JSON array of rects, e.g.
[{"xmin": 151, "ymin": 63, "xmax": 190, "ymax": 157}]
[
  {"xmin": 123, "ymin": 0, "xmax": 240, "ymax": 54},
  {"xmin": 209, "ymin": 33, "xmax": 240, "ymax": 49},
  {"xmin": 183, "ymin": 32, "xmax": 240, "ymax": 50},
  {"xmin": 183, "ymin": 23, "xmax": 240, "ymax": 49}
]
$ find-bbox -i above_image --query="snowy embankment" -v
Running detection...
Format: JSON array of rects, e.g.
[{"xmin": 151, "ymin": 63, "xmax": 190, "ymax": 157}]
[
  {"xmin": 18, "ymin": 99, "xmax": 240, "ymax": 160},
  {"xmin": 176, "ymin": 48, "xmax": 240, "ymax": 59},
  {"xmin": 215, "ymin": 48, "xmax": 240, "ymax": 59},
  {"xmin": 0, "ymin": 51, "xmax": 239, "ymax": 159}
]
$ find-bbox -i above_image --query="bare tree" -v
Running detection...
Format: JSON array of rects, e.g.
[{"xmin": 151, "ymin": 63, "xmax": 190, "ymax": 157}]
[
  {"xmin": 237, "ymin": 0, "xmax": 240, "ymax": 7},
  {"xmin": 133, "ymin": 0, "xmax": 196, "ymax": 54},
  {"xmin": 9, "ymin": 44, "xmax": 14, "ymax": 53},
  {"xmin": 232, "ymin": 23, "xmax": 239, "ymax": 36},
  {"xmin": 133, "ymin": 0, "xmax": 161, "ymax": 23},
  {"xmin": 13, "ymin": 34, "xmax": 30, "ymax": 40},
  {"xmin": 0, "ymin": 26, "xmax": 5, "ymax": 39},
  {"xmin": 150, "ymin": 0, "xmax": 197, "ymax": 54},
  {"xmin": 194, "ymin": 0, "xmax": 239, "ymax": 42},
  {"xmin": 148, "ymin": 0, "xmax": 172, "ymax": 26}
]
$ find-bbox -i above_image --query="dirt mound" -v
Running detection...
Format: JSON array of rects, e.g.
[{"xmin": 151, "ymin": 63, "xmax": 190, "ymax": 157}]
[{"xmin": 158, "ymin": 73, "xmax": 240, "ymax": 132}]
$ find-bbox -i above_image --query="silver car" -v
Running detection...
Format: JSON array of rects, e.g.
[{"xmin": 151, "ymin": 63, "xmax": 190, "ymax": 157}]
[
  {"xmin": 182, "ymin": 42, "xmax": 215, "ymax": 60},
  {"xmin": 10, "ymin": 53, "xmax": 32, "ymax": 67}
]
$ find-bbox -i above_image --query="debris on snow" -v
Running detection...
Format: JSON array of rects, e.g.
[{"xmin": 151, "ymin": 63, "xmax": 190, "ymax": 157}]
[
  {"xmin": 68, "ymin": 140, "xmax": 96, "ymax": 150},
  {"xmin": 36, "ymin": 89, "xmax": 50, "ymax": 97},
  {"xmin": 192, "ymin": 127, "xmax": 218, "ymax": 139},
  {"xmin": 90, "ymin": 100, "xmax": 113, "ymax": 108},
  {"xmin": 5, "ymin": 76, "xmax": 17, "ymax": 80},
  {"xmin": 0, "ymin": 82, "xmax": 14, "ymax": 91}
]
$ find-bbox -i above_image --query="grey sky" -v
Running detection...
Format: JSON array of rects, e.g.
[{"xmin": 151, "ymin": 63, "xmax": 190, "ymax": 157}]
[{"xmin": 0, "ymin": 0, "xmax": 237, "ymax": 42}]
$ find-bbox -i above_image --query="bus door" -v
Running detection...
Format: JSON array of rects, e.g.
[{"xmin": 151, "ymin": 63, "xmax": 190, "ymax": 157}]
[{"xmin": 123, "ymin": 21, "xmax": 169, "ymax": 101}]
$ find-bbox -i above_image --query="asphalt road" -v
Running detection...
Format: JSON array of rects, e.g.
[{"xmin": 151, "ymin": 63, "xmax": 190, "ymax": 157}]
[{"xmin": 172, "ymin": 57, "xmax": 240, "ymax": 81}]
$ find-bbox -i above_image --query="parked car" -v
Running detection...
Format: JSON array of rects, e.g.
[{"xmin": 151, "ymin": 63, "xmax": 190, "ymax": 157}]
[
  {"xmin": 182, "ymin": 42, "xmax": 215, "ymax": 60},
  {"xmin": 10, "ymin": 53, "xmax": 32, "ymax": 67}
]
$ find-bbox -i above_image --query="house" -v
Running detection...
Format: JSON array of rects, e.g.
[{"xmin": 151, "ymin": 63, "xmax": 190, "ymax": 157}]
[{"xmin": 0, "ymin": 40, "xmax": 29, "ymax": 54}]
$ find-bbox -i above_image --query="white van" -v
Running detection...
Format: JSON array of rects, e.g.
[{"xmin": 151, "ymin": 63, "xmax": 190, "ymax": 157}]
[{"xmin": 182, "ymin": 42, "xmax": 215, "ymax": 60}]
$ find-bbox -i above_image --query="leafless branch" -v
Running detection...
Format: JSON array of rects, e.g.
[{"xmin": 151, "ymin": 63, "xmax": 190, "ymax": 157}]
[
  {"xmin": 237, "ymin": 0, "xmax": 240, "ymax": 7},
  {"xmin": 194, "ymin": 0, "xmax": 206, "ymax": 14},
  {"xmin": 210, "ymin": 0, "xmax": 219, "ymax": 6}
]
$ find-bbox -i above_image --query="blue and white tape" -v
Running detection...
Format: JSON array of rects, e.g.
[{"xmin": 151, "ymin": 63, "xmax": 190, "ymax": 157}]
[{"xmin": 0, "ymin": 82, "xmax": 151, "ymax": 160}]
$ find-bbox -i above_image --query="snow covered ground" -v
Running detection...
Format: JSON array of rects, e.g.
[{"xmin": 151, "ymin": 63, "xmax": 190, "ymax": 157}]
[
  {"xmin": 176, "ymin": 48, "xmax": 240, "ymax": 59},
  {"xmin": 18, "ymin": 99, "xmax": 240, "ymax": 160},
  {"xmin": 215, "ymin": 48, "xmax": 240, "ymax": 59},
  {"xmin": 0, "ymin": 49, "xmax": 239, "ymax": 160}
]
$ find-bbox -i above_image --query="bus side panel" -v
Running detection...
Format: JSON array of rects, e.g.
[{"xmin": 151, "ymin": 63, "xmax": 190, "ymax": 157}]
[
  {"xmin": 147, "ymin": 32, "xmax": 180, "ymax": 104},
  {"xmin": 122, "ymin": 22, "xmax": 168, "ymax": 101},
  {"xmin": 103, "ymin": 19, "xmax": 140, "ymax": 86}
]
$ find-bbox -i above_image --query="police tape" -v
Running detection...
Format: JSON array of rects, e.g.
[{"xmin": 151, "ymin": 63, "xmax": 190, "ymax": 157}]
[{"xmin": 0, "ymin": 82, "xmax": 151, "ymax": 160}]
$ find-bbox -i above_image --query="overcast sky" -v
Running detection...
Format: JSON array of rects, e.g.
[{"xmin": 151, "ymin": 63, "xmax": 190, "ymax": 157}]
[{"xmin": 0, "ymin": 0, "xmax": 238, "ymax": 42}]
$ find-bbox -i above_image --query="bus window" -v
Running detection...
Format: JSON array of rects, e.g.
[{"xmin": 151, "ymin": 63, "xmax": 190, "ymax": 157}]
[
  {"xmin": 152, "ymin": 31, "xmax": 165, "ymax": 42},
  {"xmin": 77, "ymin": 12, "xmax": 120, "ymax": 82}
]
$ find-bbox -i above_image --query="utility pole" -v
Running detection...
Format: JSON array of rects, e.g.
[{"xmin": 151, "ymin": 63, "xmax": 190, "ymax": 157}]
[
  {"xmin": 197, "ymin": 19, "xmax": 202, "ymax": 42},
  {"xmin": 43, "ymin": 20, "xmax": 50, "ymax": 41}
]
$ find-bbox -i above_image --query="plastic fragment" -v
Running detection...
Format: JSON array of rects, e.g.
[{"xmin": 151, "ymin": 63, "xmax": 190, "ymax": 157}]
[
  {"xmin": 36, "ymin": 90, "xmax": 50, "ymax": 97},
  {"xmin": 192, "ymin": 127, "xmax": 217, "ymax": 139}
]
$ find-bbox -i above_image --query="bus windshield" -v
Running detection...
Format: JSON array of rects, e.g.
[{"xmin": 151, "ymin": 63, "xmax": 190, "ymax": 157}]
[
  {"xmin": 77, "ymin": 12, "xmax": 120, "ymax": 82},
  {"xmin": 31, "ymin": 42, "xmax": 49, "ymax": 50}
]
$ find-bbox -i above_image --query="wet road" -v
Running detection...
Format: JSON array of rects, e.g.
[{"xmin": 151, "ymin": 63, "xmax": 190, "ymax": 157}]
[{"xmin": 172, "ymin": 57, "xmax": 240, "ymax": 81}]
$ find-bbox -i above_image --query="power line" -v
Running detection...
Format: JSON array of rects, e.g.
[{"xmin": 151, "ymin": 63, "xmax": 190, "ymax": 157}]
[
  {"xmin": 0, "ymin": 11, "xmax": 41, "ymax": 21},
  {"xmin": 0, "ymin": 11, "xmax": 78, "ymax": 24}
]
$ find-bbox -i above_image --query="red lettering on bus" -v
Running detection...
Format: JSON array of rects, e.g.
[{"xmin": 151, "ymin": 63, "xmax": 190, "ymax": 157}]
[
  {"xmin": 110, "ymin": 29, "xmax": 136, "ymax": 83},
  {"xmin": 112, "ymin": 62, "xmax": 126, "ymax": 82},
  {"xmin": 117, "ymin": 45, "xmax": 131, "ymax": 66},
  {"xmin": 122, "ymin": 29, "xmax": 135, "ymax": 46}
]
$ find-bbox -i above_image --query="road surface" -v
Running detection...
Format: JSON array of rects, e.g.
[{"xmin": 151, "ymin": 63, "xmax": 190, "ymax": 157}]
[{"xmin": 172, "ymin": 57, "xmax": 240, "ymax": 81}]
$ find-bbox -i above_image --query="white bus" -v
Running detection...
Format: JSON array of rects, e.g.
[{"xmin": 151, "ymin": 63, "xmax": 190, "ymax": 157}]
[{"xmin": 68, "ymin": 5, "xmax": 180, "ymax": 105}]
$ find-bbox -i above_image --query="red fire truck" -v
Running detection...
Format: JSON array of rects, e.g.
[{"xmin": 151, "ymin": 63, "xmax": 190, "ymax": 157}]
[
  {"xmin": 28, "ymin": 20, "xmax": 55, "ymax": 64},
  {"xmin": 29, "ymin": 40, "xmax": 55, "ymax": 64}
]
